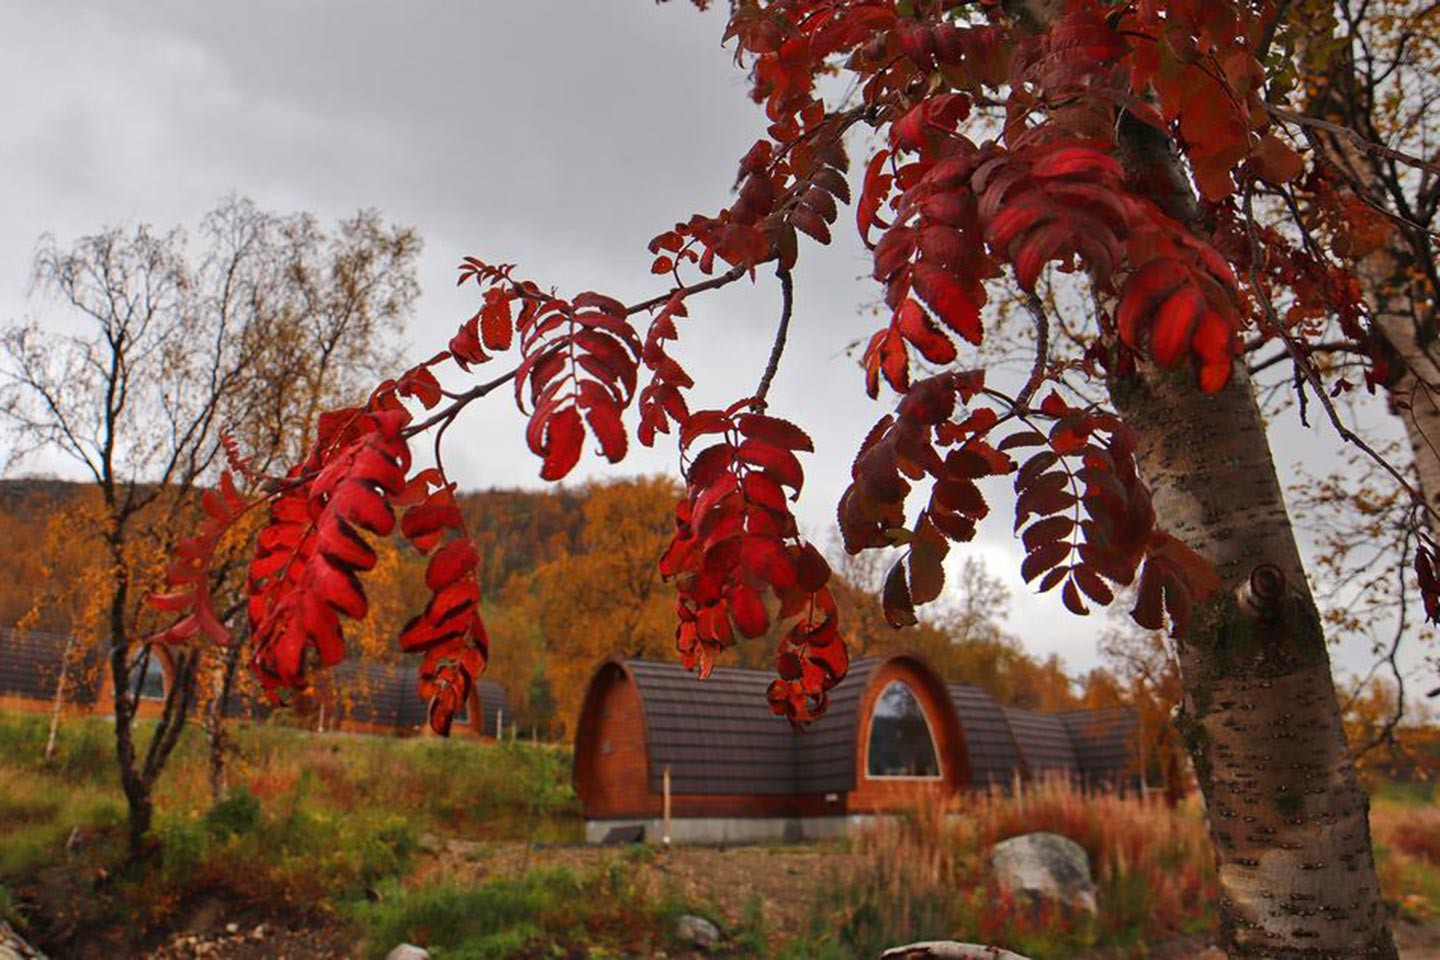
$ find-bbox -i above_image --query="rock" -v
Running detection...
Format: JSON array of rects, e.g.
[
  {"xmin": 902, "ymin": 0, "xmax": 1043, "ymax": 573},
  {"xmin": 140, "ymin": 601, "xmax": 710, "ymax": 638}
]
[
  {"xmin": 252, "ymin": 924, "xmax": 267, "ymax": 940},
  {"xmin": 385, "ymin": 945, "xmax": 432, "ymax": 960},
  {"xmin": 224, "ymin": 922, "xmax": 239, "ymax": 934},
  {"xmin": 988, "ymin": 832, "xmax": 1098, "ymax": 918},
  {"xmin": 882, "ymin": 944, "xmax": 1032, "ymax": 960},
  {"xmin": 675, "ymin": 914, "xmax": 720, "ymax": 950},
  {"xmin": 0, "ymin": 921, "xmax": 47, "ymax": 959}
]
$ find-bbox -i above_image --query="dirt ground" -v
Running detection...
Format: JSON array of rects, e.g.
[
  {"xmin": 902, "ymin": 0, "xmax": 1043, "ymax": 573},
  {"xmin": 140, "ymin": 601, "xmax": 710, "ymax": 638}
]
[
  {"xmin": 16, "ymin": 839, "xmax": 1440, "ymax": 958},
  {"xmin": 415, "ymin": 835, "xmax": 863, "ymax": 940}
]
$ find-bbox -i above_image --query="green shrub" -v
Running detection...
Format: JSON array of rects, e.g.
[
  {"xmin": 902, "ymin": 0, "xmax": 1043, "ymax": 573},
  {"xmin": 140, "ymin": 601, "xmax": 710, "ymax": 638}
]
[
  {"xmin": 205, "ymin": 786, "xmax": 261, "ymax": 837},
  {"xmin": 157, "ymin": 816, "xmax": 210, "ymax": 886},
  {"xmin": 350, "ymin": 861, "xmax": 672, "ymax": 960}
]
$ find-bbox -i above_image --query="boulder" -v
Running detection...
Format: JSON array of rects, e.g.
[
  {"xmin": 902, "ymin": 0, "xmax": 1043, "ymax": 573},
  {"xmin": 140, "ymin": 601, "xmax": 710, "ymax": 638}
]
[
  {"xmin": 988, "ymin": 832, "xmax": 1098, "ymax": 918},
  {"xmin": 385, "ymin": 945, "xmax": 431, "ymax": 960},
  {"xmin": 675, "ymin": 914, "xmax": 720, "ymax": 950},
  {"xmin": 882, "ymin": 943, "xmax": 1032, "ymax": 959},
  {"xmin": 0, "ymin": 921, "xmax": 46, "ymax": 959}
]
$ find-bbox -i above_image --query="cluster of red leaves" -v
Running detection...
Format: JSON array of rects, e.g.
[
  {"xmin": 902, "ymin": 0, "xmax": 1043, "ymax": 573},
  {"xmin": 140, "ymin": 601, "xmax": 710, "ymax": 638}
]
[
  {"xmin": 839, "ymin": 371, "xmax": 1005, "ymax": 624},
  {"xmin": 394, "ymin": 470, "xmax": 489, "ymax": 734},
  {"xmin": 659, "ymin": 400, "xmax": 846, "ymax": 724},
  {"xmin": 636, "ymin": 293, "xmax": 695, "ymax": 447},
  {"xmin": 458, "ymin": 258, "xmax": 641, "ymax": 482},
  {"xmin": 517, "ymin": 290, "xmax": 639, "ymax": 480},
  {"xmin": 866, "ymin": 127, "xmax": 1246, "ymax": 396},
  {"xmin": 840, "ymin": 372, "xmax": 1217, "ymax": 634},
  {"xmin": 154, "ymin": 348, "xmax": 492, "ymax": 733},
  {"xmin": 1005, "ymin": 392, "xmax": 1220, "ymax": 634},
  {"xmin": 149, "ymin": 472, "xmax": 252, "ymax": 647},
  {"xmin": 648, "ymin": 124, "xmax": 850, "ymax": 277},
  {"xmin": 245, "ymin": 408, "xmax": 413, "ymax": 694}
]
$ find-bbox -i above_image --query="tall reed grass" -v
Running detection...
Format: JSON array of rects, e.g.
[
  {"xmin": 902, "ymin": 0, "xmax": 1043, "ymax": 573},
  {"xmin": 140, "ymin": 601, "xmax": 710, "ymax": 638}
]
[{"xmin": 810, "ymin": 776, "xmax": 1217, "ymax": 959}]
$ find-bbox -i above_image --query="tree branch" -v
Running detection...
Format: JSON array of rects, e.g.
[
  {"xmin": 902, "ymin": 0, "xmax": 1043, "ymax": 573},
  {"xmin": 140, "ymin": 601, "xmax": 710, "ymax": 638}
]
[{"xmin": 755, "ymin": 263, "xmax": 794, "ymax": 410}]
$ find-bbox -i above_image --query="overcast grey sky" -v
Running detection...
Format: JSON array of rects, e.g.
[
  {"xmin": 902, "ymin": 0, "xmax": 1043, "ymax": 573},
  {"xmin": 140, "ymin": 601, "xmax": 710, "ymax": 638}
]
[{"xmin": 0, "ymin": 0, "xmax": 1429, "ymax": 689}]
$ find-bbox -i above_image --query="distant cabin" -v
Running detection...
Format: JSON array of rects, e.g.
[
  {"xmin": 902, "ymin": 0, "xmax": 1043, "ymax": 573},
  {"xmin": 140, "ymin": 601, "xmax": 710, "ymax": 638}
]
[
  {"xmin": 0, "ymin": 627, "xmax": 508, "ymax": 740},
  {"xmin": 573, "ymin": 653, "xmax": 1138, "ymax": 844},
  {"xmin": 316, "ymin": 659, "xmax": 510, "ymax": 739}
]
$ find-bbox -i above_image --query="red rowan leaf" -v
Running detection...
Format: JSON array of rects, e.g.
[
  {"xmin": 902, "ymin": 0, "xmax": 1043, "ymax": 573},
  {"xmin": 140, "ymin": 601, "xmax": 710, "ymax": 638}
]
[
  {"xmin": 1022, "ymin": 541, "xmax": 1071, "ymax": 583},
  {"xmin": 908, "ymin": 540, "xmax": 946, "ymax": 605},
  {"xmin": 539, "ymin": 407, "xmax": 584, "ymax": 481},
  {"xmin": 1132, "ymin": 561, "xmax": 1166, "ymax": 631},
  {"xmin": 681, "ymin": 409, "xmax": 731, "ymax": 448},
  {"xmin": 933, "ymin": 478, "xmax": 988, "ymax": 518},
  {"xmin": 1150, "ymin": 286, "xmax": 1205, "ymax": 368},
  {"xmin": 1061, "ymin": 578, "xmax": 1089, "ymax": 615},
  {"xmin": 742, "ymin": 534, "xmax": 798, "ymax": 590},
  {"xmin": 912, "ymin": 264, "xmax": 982, "ymax": 345},
  {"xmin": 1073, "ymin": 564, "xmax": 1115, "ymax": 605},
  {"xmin": 736, "ymin": 438, "xmax": 805, "ymax": 491},
  {"xmin": 1022, "ymin": 515, "xmax": 1074, "ymax": 552},
  {"xmin": 1037, "ymin": 565, "xmax": 1069, "ymax": 594},
  {"xmin": 480, "ymin": 289, "xmax": 514, "ymax": 351},
  {"xmin": 794, "ymin": 542, "xmax": 831, "ymax": 593},
  {"xmin": 883, "ymin": 560, "xmax": 918, "ymax": 628},
  {"xmin": 729, "ymin": 582, "xmax": 770, "ymax": 638},
  {"xmin": 737, "ymin": 413, "xmax": 814, "ymax": 452},
  {"xmin": 896, "ymin": 299, "xmax": 958, "ymax": 364},
  {"xmin": 1251, "ymin": 133, "xmax": 1303, "ymax": 185}
]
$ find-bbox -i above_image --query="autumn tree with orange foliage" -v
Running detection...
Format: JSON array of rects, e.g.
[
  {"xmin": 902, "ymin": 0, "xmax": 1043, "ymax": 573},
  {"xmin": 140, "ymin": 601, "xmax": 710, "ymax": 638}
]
[{"xmin": 487, "ymin": 477, "xmax": 682, "ymax": 738}]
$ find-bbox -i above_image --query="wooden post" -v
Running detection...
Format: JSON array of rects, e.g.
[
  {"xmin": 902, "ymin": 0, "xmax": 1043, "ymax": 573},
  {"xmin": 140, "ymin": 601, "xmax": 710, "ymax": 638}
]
[
  {"xmin": 495, "ymin": 707, "xmax": 503, "ymax": 741},
  {"xmin": 662, "ymin": 764, "xmax": 672, "ymax": 847}
]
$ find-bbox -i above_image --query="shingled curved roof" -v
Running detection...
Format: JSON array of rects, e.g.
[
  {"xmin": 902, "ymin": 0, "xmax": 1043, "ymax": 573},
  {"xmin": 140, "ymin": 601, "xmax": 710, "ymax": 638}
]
[
  {"xmin": 1004, "ymin": 708, "xmax": 1080, "ymax": 774},
  {"xmin": 624, "ymin": 658, "xmax": 800, "ymax": 795},
  {"xmin": 0, "ymin": 629, "xmax": 102, "ymax": 704},
  {"xmin": 947, "ymin": 683, "xmax": 1024, "ymax": 788},
  {"xmin": 1059, "ymin": 708, "xmax": 1139, "ymax": 782}
]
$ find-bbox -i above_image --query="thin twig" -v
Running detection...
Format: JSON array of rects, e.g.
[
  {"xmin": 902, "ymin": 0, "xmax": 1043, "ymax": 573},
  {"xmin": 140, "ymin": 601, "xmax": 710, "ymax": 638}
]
[
  {"xmin": 402, "ymin": 368, "xmax": 517, "ymax": 438},
  {"xmin": 624, "ymin": 263, "xmax": 752, "ymax": 318},
  {"xmin": 1270, "ymin": 104, "xmax": 1440, "ymax": 179},
  {"xmin": 1015, "ymin": 292, "xmax": 1051, "ymax": 408},
  {"xmin": 1241, "ymin": 184, "xmax": 1440, "ymax": 526},
  {"xmin": 755, "ymin": 263, "xmax": 794, "ymax": 410}
]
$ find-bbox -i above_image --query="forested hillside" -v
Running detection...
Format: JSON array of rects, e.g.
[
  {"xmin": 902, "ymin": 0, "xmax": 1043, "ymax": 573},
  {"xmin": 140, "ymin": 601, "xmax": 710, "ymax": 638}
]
[{"xmin": 0, "ymin": 475, "xmax": 1101, "ymax": 738}]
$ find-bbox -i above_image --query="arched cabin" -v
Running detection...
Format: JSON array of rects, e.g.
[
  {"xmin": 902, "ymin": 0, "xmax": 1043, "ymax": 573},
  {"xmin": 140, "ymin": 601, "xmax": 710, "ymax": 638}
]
[{"xmin": 573, "ymin": 653, "xmax": 1139, "ymax": 844}]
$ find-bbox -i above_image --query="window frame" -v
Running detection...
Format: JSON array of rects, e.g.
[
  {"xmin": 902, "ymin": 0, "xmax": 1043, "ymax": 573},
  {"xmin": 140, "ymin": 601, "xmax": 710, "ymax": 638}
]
[{"xmin": 862, "ymin": 679, "xmax": 945, "ymax": 782}]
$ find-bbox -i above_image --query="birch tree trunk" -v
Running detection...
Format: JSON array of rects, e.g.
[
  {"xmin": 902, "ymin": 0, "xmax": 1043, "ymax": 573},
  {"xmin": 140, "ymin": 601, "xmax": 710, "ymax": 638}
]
[
  {"xmin": 43, "ymin": 632, "xmax": 77, "ymax": 760},
  {"xmin": 1110, "ymin": 361, "xmax": 1395, "ymax": 958}
]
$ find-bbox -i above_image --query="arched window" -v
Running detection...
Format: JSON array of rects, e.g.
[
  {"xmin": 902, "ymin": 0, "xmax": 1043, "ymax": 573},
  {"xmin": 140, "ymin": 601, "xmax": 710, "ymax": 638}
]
[
  {"xmin": 128, "ymin": 647, "xmax": 167, "ymax": 702},
  {"xmin": 866, "ymin": 680, "xmax": 941, "ymax": 779}
]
